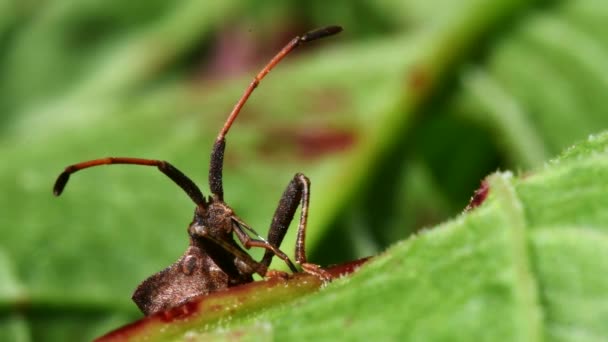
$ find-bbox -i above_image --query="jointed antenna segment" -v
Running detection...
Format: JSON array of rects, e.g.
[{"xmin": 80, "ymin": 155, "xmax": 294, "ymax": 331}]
[
  {"xmin": 53, "ymin": 157, "xmax": 206, "ymax": 207},
  {"xmin": 216, "ymin": 25, "xmax": 342, "ymax": 141},
  {"xmin": 209, "ymin": 25, "xmax": 343, "ymax": 200}
]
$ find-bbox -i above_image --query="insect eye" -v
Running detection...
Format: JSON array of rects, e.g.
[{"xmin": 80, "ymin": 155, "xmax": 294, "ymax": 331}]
[{"xmin": 193, "ymin": 224, "xmax": 207, "ymax": 236}]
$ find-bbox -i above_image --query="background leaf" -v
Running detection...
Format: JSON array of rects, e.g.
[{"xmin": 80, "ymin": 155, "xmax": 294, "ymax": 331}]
[{"xmin": 1, "ymin": 0, "xmax": 607, "ymax": 340}]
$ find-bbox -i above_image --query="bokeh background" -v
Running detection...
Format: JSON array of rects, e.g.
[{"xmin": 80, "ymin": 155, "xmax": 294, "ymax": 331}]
[{"xmin": 1, "ymin": 0, "xmax": 607, "ymax": 340}]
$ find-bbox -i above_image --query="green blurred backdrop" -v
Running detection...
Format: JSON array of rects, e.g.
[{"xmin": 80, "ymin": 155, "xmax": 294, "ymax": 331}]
[{"xmin": 1, "ymin": 0, "xmax": 607, "ymax": 340}]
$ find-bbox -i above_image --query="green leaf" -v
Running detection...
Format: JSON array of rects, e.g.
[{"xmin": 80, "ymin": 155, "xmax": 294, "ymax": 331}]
[{"xmin": 102, "ymin": 132, "xmax": 608, "ymax": 341}]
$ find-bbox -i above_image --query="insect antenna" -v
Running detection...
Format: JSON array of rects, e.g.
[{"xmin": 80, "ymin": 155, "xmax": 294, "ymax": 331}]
[
  {"xmin": 53, "ymin": 158, "xmax": 206, "ymax": 208},
  {"xmin": 208, "ymin": 25, "xmax": 343, "ymax": 201}
]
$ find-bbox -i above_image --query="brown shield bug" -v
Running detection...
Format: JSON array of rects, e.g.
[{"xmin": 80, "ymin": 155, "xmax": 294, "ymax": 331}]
[{"xmin": 53, "ymin": 26, "xmax": 343, "ymax": 315}]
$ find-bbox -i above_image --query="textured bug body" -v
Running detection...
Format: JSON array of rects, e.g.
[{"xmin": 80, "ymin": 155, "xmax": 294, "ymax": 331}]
[
  {"xmin": 133, "ymin": 203, "xmax": 261, "ymax": 315},
  {"xmin": 53, "ymin": 26, "xmax": 342, "ymax": 315},
  {"xmin": 132, "ymin": 243, "xmax": 243, "ymax": 315}
]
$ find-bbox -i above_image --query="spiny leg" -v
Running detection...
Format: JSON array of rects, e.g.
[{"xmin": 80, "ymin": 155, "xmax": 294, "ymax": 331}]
[
  {"xmin": 232, "ymin": 222, "xmax": 298, "ymax": 273},
  {"xmin": 193, "ymin": 227, "xmax": 270, "ymax": 277},
  {"xmin": 260, "ymin": 173, "xmax": 332, "ymax": 281},
  {"xmin": 208, "ymin": 26, "xmax": 343, "ymax": 201},
  {"xmin": 53, "ymin": 157, "xmax": 206, "ymax": 208}
]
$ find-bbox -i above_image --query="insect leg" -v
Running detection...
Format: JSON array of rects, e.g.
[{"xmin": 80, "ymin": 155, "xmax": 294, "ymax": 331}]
[
  {"xmin": 260, "ymin": 173, "xmax": 332, "ymax": 280},
  {"xmin": 232, "ymin": 223, "xmax": 298, "ymax": 273}
]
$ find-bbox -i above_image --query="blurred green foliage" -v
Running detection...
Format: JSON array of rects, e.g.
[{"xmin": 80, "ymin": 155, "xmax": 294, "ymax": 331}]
[{"xmin": 1, "ymin": 0, "xmax": 607, "ymax": 340}]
